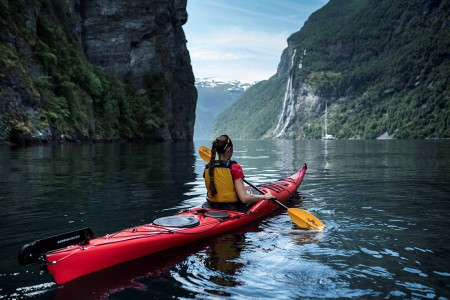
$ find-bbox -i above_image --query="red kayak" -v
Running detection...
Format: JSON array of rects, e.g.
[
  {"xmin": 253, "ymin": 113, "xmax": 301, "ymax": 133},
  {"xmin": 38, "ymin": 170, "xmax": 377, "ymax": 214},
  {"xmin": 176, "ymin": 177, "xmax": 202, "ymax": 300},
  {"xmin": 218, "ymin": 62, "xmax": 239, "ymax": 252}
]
[{"xmin": 18, "ymin": 164, "xmax": 307, "ymax": 284}]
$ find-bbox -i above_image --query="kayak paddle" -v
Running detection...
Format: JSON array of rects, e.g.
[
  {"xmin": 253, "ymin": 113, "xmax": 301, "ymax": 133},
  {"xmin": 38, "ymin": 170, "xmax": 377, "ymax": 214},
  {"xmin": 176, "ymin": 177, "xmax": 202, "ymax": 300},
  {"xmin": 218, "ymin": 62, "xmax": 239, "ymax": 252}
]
[{"xmin": 198, "ymin": 146, "xmax": 324, "ymax": 231}]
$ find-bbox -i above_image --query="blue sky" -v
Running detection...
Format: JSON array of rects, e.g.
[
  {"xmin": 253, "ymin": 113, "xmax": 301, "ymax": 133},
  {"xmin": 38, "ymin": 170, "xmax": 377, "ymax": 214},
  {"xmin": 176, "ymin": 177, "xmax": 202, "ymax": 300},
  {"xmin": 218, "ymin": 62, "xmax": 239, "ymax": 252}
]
[{"xmin": 184, "ymin": 0, "xmax": 328, "ymax": 83}]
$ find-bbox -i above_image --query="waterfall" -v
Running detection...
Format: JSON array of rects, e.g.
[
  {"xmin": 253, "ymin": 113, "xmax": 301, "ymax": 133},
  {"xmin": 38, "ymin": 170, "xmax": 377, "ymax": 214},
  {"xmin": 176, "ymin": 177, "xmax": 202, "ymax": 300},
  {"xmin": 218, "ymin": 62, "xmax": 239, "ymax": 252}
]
[{"xmin": 274, "ymin": 49, "xmax": 297, "ymax": 137}]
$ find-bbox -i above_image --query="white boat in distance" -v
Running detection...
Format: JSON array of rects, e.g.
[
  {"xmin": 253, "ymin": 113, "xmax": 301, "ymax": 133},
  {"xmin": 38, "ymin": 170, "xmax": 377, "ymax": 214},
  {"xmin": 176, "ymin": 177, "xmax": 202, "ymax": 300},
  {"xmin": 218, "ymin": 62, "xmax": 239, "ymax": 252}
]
[{"xmin": 322, "ymin": 101, "xmax": 335, "ymax": 140}]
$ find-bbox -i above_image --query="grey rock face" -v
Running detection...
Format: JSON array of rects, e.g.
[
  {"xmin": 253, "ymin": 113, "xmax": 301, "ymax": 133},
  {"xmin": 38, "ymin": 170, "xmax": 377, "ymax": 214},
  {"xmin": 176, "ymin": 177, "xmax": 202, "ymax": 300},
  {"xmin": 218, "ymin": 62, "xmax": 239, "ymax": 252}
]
[
  {"xmin": 80, "ymin": 0, "xmax": 196, "ymax": 141},
  {"xmin": 0, "ymin": 0, "xmax": 196, "ymax": 144}
]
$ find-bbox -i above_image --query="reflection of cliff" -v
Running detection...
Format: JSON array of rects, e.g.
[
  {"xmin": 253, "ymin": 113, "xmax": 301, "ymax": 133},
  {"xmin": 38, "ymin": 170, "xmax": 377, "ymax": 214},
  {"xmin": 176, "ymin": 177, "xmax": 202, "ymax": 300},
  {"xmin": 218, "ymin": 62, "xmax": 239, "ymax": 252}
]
[
  {"xmin": 273, "ymin": 140, "xmax": 335, "ymax": 174},
  {"xmin": 2, "ymin": 142, "xmax": 199, "ymax": 299},
  {"xmin": 150, "ymin": 141, "xmax": 198, "ymax": 208}
]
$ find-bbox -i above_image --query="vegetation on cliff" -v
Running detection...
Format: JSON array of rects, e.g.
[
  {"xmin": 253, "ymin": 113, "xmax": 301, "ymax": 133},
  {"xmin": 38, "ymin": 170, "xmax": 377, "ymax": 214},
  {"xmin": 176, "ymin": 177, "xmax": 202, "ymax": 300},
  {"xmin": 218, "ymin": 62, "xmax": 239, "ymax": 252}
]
[
  {"xmin": 0, "ymin": 0, "xmax": 165, "ymax": 144},
  {"xmin": 212, "ymin": 78, "xmax": 286, "ymax": 139},
  {"xmin": 213, "ymin": 0, "xmax": 450, "ymax": 139}
]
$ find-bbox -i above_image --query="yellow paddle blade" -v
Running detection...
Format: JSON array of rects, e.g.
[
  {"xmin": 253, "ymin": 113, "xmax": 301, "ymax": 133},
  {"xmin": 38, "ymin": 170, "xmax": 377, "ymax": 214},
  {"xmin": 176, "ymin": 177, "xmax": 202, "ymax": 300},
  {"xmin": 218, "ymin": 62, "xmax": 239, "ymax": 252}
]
[
  {"xmin": 198, "ymin": 145, "xmax": 212, "ymax": 162},
  {"xmin": 288, "ymin": 208, "xmax": 324, "ymax": 231}
]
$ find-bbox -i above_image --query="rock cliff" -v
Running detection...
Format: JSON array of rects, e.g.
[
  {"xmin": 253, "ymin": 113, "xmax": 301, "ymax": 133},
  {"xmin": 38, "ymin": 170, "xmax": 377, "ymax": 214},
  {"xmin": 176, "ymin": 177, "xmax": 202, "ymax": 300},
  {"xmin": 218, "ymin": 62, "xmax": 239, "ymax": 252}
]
[
  {"xmin": 80, "ymin": 0, "xmax": 196, "ymax": 140},
  {"xmin": 0, "ymin": 0, "xmax": 196, "ymax": 144}
]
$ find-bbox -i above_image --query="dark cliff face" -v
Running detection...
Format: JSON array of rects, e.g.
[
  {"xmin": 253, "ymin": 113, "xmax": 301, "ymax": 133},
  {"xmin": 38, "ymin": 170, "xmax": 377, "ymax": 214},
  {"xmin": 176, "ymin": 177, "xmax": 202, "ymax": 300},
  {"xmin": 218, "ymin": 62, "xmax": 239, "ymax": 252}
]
[
  {"xmin": 80, "ymin": 0, "xmax": 196, "ymax": 140},
  {"xmin": 0, "ymin": 0, "xmax": 196, "ymax": 144}
]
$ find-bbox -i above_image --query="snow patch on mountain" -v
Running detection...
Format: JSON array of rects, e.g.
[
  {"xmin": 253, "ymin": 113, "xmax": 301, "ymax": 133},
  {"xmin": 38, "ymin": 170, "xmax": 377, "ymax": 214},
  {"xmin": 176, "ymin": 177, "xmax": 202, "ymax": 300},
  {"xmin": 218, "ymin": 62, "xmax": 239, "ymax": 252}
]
[{"xmin": 195, "ymin": 77, "xmax": 255, "ymax": 91}]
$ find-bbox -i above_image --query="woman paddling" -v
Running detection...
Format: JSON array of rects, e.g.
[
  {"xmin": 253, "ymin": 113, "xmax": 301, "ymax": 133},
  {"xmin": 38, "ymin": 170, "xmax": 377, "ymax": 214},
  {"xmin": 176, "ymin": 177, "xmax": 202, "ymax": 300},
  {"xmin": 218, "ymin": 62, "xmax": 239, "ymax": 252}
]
[{"xmin": 203, "ymin": 134, "xmax": 276, "ymax": 211}]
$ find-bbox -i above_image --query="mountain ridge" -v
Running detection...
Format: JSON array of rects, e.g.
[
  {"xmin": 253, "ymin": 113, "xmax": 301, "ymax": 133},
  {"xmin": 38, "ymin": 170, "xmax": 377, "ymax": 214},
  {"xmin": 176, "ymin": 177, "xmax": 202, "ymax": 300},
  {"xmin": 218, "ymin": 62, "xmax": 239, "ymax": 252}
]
[
  {"xmin": 212, "ymin": 0, "xmax": 450, "ymax": 139},
  {"xmin": 194, "ymin": 78, "xmax": 253, "ymax": 139}
]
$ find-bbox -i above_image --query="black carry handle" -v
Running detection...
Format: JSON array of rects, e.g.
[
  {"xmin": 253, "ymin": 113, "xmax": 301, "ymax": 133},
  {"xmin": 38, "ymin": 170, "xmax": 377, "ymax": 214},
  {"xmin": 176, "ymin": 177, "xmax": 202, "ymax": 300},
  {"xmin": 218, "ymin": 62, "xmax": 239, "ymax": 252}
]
[{"xmin": 18, "ymin": 227, "xmax": 94, "ymax": 266}]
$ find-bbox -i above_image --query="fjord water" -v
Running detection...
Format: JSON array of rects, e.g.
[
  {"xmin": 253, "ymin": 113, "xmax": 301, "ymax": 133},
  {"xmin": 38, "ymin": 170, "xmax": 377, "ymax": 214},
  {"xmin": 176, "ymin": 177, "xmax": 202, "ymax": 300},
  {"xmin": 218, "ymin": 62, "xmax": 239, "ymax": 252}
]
[{"xmin": 1, "ymin": 140, "xmax": 449, "ymax": 299}]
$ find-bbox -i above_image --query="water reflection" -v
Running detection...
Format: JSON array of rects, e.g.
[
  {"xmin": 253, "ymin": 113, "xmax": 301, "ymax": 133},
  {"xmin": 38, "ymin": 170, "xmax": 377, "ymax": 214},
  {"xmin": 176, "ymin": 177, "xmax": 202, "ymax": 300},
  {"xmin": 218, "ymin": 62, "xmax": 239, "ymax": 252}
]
[
  {"xmin": 1, "ymin": 140, "xmax": 450, "ymax": 299},
  {"xmin": 274, "ymin": 139, "xmax": 297, "ymax": 172},
  {"xmin": 0, "ymin": 142, "xmax": 198, "ymax": 298},
  {"xmin": 202, "ymin": 235, "xmax": 245, "ymax": 286}
]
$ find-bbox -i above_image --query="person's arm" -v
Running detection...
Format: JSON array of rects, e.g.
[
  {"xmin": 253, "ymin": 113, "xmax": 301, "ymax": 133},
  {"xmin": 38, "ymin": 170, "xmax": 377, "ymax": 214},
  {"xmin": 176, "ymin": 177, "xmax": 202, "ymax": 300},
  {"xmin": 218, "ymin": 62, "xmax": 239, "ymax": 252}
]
[{"xmin": 234, "ymin": 178, "xmax": 276, "ymax": 204}]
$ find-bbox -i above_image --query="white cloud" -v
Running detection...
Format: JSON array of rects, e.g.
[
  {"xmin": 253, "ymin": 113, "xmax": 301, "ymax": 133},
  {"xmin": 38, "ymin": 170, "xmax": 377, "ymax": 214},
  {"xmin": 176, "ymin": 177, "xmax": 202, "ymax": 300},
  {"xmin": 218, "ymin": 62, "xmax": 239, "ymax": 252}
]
[
  {"xmin": 184, "ymin": 0, "xmax": 329, "ymax": 82},
  {"xmin": 190, "ymin": 49, "xmax": 252, "ymax": 61},
  {"xmin": 187, "ymin": 26, "xmax": 289, "ymax": 81},
  {"xmin": 191, "ymin": 26, "xmax": 288, "ymax": 54}
]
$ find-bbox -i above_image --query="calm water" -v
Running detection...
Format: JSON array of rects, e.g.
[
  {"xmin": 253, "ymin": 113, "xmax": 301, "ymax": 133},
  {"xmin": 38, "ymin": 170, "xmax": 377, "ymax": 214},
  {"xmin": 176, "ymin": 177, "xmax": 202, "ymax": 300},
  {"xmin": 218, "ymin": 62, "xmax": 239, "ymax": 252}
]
[{"xmin": 1, "ymin": 140, "xmax": 449, "ymax": 299}]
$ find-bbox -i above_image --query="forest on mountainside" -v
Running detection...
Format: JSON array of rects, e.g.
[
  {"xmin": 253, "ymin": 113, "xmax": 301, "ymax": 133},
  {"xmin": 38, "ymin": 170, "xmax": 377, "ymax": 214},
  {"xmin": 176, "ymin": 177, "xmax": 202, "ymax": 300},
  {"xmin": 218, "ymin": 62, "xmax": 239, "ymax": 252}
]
[
  {"xmin": 0, "ymin": 0, "xmax": 195, "ymax": 144},
  {"xmin": 0, "ymin": 1, "xmax": 165, "ymax": 143},
  {"xmin": 212, "ymin": 0, "xmax": 450, "ymax": 139}
]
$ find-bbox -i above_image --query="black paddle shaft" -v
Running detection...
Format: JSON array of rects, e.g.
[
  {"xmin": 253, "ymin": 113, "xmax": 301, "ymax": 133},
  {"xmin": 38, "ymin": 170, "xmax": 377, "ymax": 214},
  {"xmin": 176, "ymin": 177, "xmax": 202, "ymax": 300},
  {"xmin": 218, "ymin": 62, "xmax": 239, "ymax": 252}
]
[{"xmin": 243, "ymin": 179, "xmax": 288, "ymax": 210}]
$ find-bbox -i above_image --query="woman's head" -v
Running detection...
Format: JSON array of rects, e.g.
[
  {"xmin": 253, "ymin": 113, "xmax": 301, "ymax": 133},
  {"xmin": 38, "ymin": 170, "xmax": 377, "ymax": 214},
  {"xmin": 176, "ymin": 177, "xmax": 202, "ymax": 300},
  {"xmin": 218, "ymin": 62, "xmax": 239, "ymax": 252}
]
[{"xmin": 212, "ymin": 134, "xmax": 233, "ymax": 156}]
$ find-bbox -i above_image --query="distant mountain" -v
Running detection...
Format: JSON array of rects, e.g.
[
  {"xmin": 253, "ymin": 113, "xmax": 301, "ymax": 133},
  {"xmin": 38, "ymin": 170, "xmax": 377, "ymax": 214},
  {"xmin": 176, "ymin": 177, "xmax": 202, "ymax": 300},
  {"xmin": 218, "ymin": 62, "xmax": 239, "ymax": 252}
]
[
  {"xmin": 212, "ymin": 0, "xmax": 450, "ymax": 139},
  {"xmin": 194, "ymin": 78, "xmax": 253, "ymax": 139}
]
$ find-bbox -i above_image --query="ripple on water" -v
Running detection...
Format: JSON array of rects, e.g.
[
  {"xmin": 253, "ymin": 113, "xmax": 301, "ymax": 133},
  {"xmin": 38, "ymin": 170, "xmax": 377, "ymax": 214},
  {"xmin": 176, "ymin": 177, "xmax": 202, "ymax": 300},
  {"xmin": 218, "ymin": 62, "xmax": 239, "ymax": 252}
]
[
  {"xmin": 382, "ymin": 248, "xmax": 400, "ymax": 257},
  {"xmin": 395, "ymin": 281, "xmax": 436, "ymax": 299},
  {"xmin": 360, "ymin": 247, "xmax": 384, "ymax": 259},
  {"xmin": 403, "ymin": 267, "xmax": 428, "ymax": 278},
  {"xmin": 13, "ymin": 282, "xmax": 56, "ymax": 299},
  {"xmin": 349, "ymin": 264, "xmax": 394, "ymax": 280},
  {"xmin": 433, "ymin": 271, "xmax": 450, "ymax": 277}
]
